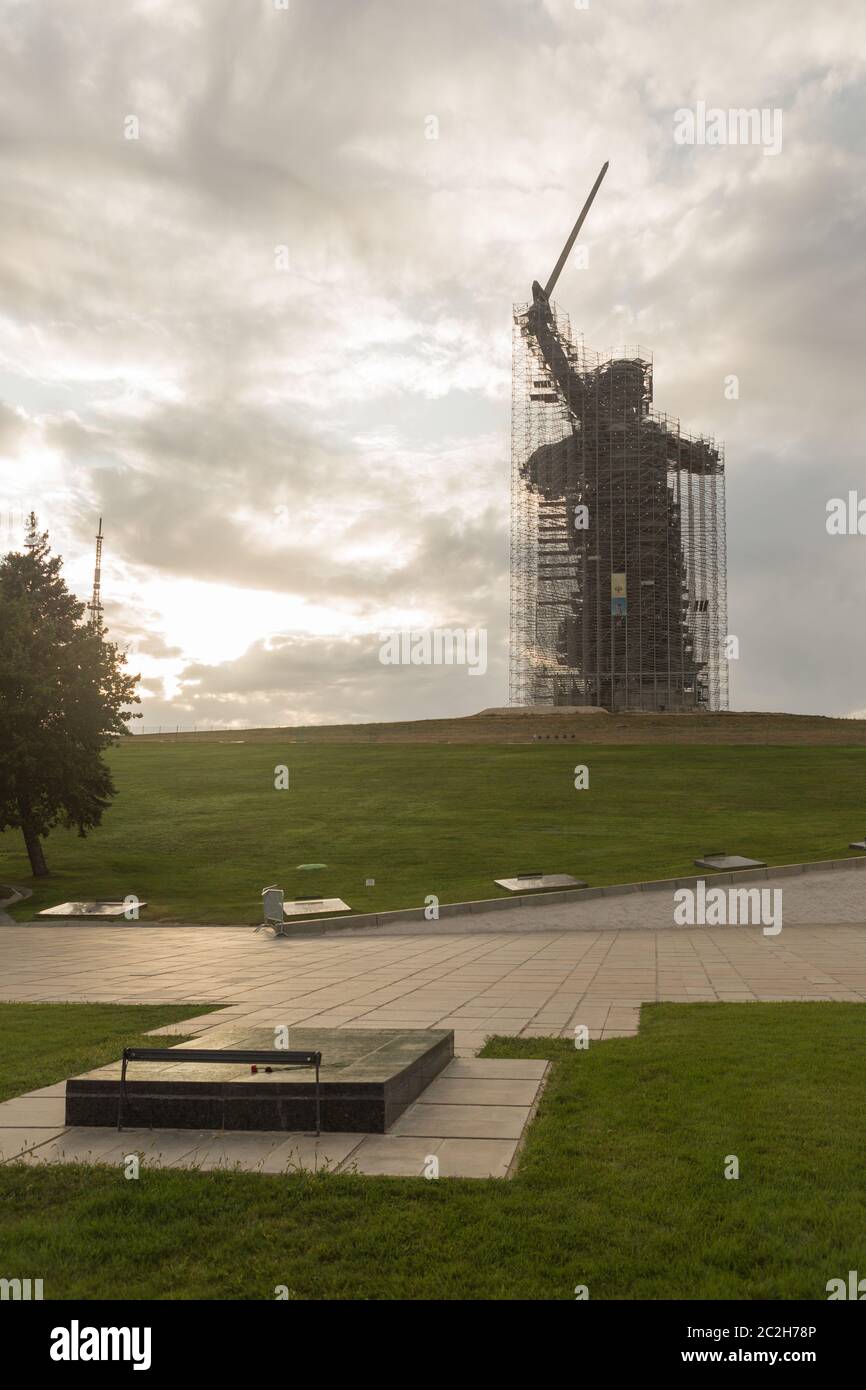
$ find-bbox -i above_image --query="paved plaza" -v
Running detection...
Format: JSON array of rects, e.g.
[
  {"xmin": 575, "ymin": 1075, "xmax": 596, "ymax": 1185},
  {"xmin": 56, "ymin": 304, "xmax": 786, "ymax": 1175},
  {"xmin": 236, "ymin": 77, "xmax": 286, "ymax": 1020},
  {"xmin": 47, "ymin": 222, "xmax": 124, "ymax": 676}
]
[{"xmin": 2, "ymin": 865, "xmax": 865, "ymax": 1176}]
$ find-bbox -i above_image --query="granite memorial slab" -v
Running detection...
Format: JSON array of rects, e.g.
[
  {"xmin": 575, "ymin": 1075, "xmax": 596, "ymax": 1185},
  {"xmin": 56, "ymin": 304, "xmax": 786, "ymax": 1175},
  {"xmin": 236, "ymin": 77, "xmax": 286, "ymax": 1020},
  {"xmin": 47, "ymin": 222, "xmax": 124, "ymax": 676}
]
[
  {"xmin": 283, "ymin": 897, "xmax": 350, "ymax": 917},
  {"xmin": 65, "ymin": 1026, "xmax": 454, "ymax": 1133},
  {"xmin": 693, "ymin": 854, "xmax": 767, "ymax": 871},
  {"xmin": 38, "ymin": 900, "xmax": 148, "ymax": 918},
  {"xmin": 494, "ymin": 873, "xmax": 586, "ymax": 892}
]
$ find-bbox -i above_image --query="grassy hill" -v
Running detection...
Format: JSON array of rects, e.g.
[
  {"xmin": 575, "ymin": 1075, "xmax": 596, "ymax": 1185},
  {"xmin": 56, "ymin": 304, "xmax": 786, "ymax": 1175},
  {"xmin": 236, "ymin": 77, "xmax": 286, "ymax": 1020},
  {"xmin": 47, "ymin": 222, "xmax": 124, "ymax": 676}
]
[
  {"xmin": 2, "ymin": 727, "xmax": 865, "ymax": 923},
  {"xmin": 132, "ymin": 708, "xmax": 866, "ymax": 746}
]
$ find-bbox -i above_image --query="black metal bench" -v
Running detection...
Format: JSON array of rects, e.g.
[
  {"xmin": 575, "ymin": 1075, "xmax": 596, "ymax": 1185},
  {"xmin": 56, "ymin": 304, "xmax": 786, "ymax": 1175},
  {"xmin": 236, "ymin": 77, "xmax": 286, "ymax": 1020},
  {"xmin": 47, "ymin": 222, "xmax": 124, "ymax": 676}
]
[{"xmin": 118, "ymin": 1047, "xmax": 323, "ymax": 1135}]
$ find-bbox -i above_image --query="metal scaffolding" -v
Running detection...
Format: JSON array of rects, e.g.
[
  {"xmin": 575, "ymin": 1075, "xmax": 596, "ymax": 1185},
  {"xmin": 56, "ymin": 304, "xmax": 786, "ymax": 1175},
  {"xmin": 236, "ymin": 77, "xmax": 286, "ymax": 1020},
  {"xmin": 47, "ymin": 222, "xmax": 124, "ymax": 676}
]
[{"xmin": 509, "ymin": 299, "xmax": 728, "ymax": 711}]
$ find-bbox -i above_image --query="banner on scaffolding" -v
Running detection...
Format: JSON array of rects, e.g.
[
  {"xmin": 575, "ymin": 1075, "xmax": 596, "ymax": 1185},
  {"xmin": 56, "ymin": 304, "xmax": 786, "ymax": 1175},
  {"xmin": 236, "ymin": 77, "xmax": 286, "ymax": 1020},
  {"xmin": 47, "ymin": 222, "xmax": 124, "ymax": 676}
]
[{"xmin": 611, "ymin": 572, "xmax": 627, "ymax": 617}]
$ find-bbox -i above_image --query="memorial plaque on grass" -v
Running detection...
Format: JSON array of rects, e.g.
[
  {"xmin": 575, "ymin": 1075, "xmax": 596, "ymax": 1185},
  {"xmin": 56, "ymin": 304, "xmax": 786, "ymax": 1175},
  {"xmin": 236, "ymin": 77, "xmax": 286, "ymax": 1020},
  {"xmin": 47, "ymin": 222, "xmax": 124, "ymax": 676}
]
[
  {"xmin": 38, "ymin": 900, "xmax": 148, "ymax": 918},
  {"xmin": 494, "ymin": 873, "xmax": 586, "ymax": 892},
  {"xmin": 693, "ymin": 853, "xmax": 766, "ymax": 871},
  {"xmin": 283, "ymin": 897, "xmax": 351, "ymax": 917}
]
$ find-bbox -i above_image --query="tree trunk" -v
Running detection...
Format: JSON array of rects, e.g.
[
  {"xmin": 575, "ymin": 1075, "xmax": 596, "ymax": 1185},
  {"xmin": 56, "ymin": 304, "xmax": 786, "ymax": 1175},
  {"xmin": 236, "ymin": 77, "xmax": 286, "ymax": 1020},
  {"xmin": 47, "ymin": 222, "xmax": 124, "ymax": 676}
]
[{"xmin": 21, "ymin": 822, "xmax": 49, "ymax": 878}]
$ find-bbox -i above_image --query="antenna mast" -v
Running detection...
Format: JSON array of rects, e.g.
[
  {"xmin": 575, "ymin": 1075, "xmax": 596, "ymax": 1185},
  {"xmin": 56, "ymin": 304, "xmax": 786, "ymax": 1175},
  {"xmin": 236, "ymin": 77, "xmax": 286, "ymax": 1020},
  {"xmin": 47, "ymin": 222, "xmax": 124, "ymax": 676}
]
[{"xmin": 88, "ymin": 517, "xmax": 104, "ymax": 628}]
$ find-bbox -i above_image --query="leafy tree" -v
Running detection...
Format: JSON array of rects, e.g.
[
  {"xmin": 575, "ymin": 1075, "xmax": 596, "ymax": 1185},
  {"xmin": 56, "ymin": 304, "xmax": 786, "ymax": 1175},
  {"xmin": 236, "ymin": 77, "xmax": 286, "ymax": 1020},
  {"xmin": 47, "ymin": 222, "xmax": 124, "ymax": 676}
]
[{"xmin": 0, "ymin": 514, "xmax": 140, "ymax": 877}]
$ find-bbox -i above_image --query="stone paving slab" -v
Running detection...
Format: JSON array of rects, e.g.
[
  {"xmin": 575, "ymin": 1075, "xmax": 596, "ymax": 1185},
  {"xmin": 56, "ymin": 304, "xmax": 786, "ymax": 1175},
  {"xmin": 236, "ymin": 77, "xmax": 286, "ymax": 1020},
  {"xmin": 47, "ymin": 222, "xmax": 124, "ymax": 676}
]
[
  {"xmin": 341, "ymin": 1136, "xmax": 518, "ymax": 1178},
  {"xmin": 420, "ymin": 1076, "xmax": 542, "ymax": 1106},
  {"xmin": 341, "ymin": 1136, "xmax": 443, "ymax": 1176},
  {"xmin": 18, "ymin": 1082, "xmax": 68, "ymax": 1099},
  {"xmin": 436, "ymin": 1139, "xmax": 517, "ymax": 1178},
  {"xmin": 19, "ymin": 1127, "xmax": 203, "ymax": 1167},
  {"xmin": 189, "ymin": 1132, "xmax": 361, "ymax": 1173},
  {"xmin": 444, "ymin": 1058, "xmax": 549, "ymax": 1079},
  {"xmin": 0, "ymin": 1127, "xmax": 69, "ymax": 1161},
  {"xmin": 390, "ymin": 1102, "xmax": 529, "ymax": 1139},
  {"xmin": 0, "ymin": 1095, "xmax": 66, "ymax": 1126}
]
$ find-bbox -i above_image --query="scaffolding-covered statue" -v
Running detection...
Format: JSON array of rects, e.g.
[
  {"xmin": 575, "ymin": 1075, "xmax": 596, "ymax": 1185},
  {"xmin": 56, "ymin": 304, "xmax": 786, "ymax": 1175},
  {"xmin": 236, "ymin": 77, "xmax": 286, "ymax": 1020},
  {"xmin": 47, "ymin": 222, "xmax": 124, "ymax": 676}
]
[{"xmin": 509, "ymin": 162, "xmax": 728, "ymax": 713}]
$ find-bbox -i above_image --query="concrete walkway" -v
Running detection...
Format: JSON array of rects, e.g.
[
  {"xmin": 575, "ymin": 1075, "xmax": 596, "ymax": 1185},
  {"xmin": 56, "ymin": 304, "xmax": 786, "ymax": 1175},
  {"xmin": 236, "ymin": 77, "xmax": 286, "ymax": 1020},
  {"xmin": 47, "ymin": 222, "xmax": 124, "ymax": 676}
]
[
  {"xmin": 2, "ymin": 865, "xmax": 866, "ymax": 1051},
  {"xmin": 2, "ymin": 865, "xmax": 865, "ymax": 1178},
  {"xmin": 339, "ymin": 861, "xmax": 866, "ymax": 937}
]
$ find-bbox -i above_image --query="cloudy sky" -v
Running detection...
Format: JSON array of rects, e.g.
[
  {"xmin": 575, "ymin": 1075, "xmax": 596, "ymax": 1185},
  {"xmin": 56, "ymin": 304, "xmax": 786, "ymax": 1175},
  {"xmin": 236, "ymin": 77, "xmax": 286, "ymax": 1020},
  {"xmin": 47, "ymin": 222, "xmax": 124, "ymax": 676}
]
[{"xmin": 1, "ymin": 0, "xmax": 864, "ymax": 728}]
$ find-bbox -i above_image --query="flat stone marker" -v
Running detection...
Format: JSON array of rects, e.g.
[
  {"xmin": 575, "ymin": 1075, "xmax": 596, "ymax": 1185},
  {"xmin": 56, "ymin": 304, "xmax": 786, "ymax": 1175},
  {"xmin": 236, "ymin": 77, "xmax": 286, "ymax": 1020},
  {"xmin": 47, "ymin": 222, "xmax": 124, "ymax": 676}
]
[
  {"xmin": 283, "ymin": 897, "xmax": 351, "ymax": 918},
  {"xmin": 849, "ymin": 840, "xmax": 866, "ymax": 851},
  {"xmin": 38, "ymin": 901, "xmax": 148, "ymax": 918},
  {"xmin": 693, "ymin": 854, "xmax": 766, "ymax": 871},
  {"xmin": 494, "ymin": 873, "xmax": 586, "ymax": 892}
]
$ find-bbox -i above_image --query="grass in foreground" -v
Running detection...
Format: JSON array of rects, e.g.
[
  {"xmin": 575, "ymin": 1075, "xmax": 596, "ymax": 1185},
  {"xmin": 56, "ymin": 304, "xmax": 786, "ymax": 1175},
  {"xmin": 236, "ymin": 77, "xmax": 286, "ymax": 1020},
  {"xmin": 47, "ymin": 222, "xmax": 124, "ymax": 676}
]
[
  {"xmin": 2, "ymin": 742, "xmax": 866, "ymax": 921},
  {"xmin": 1, "ymin": 1002, "xmax": 865, "ymax": 1299},
  {"xmin": 0, "ymin": 1003, "xmax": 221, "ymax": 1102}
]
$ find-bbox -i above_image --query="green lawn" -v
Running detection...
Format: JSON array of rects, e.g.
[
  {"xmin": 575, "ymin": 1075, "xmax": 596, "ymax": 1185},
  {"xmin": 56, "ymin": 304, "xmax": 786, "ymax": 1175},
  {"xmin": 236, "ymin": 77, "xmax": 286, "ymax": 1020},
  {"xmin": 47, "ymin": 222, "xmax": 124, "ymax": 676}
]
[
  {"xmin": 0, "ymin": 1002, "xmax": 221, "ymax": 1103},
  {"xmin": 1, "ymin": 1001, "xmax": 865, "ymax": 1299},
  {"xmin": 2, "ymin": 742, "xmax": 865, "ymax": 922}
]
